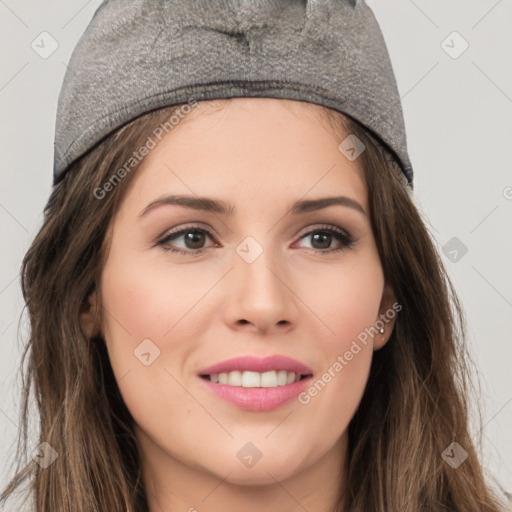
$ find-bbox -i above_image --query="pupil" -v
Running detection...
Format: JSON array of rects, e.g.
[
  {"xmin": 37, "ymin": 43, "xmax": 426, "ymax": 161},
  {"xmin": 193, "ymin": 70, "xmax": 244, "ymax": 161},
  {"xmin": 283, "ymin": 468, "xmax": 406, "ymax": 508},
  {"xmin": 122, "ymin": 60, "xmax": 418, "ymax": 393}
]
[
  {"xmin": 185, "ymin": 231, "xmax": 205, "ymax": 249},
  {"xmin": 312, "ymin": 232, "xmax": 331, "ymax": 249}
]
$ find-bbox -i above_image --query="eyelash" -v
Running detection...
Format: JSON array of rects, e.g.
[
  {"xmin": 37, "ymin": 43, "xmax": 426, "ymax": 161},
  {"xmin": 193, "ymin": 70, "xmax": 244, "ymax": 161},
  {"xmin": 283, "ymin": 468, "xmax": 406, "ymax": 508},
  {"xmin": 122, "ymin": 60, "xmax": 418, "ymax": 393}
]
[{"xmin": 157, "ymin": 223, "xmax": 355, "ymax": 256}]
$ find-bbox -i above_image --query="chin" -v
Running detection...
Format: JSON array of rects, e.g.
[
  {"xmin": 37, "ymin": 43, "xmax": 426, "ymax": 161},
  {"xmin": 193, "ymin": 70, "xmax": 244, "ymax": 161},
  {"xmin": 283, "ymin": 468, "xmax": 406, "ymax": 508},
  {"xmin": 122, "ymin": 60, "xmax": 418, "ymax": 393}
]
[{"xmin": 213, "ymin": 460, "xmax": 304, "ymax": 487}]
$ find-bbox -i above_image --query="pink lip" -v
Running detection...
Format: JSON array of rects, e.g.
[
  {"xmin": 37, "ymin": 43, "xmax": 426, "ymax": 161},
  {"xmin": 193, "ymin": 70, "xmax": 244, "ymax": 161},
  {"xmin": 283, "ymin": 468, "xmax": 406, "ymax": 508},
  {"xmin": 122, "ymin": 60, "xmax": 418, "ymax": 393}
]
[
  {"xmin": 198, "ymin": 376, "xmax": 314, "ymax": 412},
  {"xmin": 198, "ymin": 355, "xmax": 313, "ymax": 376}
]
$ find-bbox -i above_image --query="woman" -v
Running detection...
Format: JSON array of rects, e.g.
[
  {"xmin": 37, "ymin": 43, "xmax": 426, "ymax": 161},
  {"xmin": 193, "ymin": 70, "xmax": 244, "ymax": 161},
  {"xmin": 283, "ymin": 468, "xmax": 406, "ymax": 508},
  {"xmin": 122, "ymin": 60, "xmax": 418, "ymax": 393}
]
[{"xmin": 1, "ymin": 0, "xmax": 508, "ymax": 510}]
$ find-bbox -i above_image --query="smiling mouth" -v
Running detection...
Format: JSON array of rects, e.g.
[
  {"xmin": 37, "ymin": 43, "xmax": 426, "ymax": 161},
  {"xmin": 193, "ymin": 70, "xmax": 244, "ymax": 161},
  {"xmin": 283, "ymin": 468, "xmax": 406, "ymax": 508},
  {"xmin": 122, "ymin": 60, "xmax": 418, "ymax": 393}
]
[{"xmin": 199, "ymin": 370, "xmax": 312, "ymax": 388}]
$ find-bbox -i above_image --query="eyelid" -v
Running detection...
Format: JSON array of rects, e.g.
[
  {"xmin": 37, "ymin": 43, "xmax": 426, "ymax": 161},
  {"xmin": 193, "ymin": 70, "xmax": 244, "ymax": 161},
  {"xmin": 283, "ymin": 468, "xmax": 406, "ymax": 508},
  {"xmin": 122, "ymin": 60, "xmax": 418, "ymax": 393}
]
[
  {"xmin": 156, "ymin": 222, "xmax": 219, "ymax": 248},
  {"xmin": 295, "ymin": 223, "xmax": 350, "ymax": 239},
  {"xmin": 158, "ymin": 222, "xmax": 217, "ymax": 240}
]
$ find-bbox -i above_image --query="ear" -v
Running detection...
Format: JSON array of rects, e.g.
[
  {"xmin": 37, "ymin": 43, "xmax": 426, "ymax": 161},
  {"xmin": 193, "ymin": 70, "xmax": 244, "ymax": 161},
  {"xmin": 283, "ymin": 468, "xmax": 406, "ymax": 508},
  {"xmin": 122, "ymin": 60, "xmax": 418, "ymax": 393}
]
[
  {"xmin": 373, "ymin": 282, "xmax": 399, "ymax": 351},
  {"xmin": 80, "ymin": 291, "xmax": 102, "ymax": 339}
]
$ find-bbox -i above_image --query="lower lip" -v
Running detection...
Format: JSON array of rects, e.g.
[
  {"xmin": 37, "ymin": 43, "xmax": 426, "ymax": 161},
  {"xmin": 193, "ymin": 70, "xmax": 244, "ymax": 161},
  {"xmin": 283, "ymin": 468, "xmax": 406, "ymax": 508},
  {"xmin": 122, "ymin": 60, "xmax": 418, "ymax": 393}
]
[{"xmin": 198, "ymin": 376, "xmax": 313, "ymax": 411}]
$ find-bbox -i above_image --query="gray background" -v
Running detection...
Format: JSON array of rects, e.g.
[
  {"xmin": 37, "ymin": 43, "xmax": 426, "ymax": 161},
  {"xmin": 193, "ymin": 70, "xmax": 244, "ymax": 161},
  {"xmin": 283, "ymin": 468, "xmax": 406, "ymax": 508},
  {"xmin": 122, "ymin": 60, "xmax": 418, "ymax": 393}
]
[{"xmin": 1, "ymin": 0, "xmax": 511, "ymax": 508}]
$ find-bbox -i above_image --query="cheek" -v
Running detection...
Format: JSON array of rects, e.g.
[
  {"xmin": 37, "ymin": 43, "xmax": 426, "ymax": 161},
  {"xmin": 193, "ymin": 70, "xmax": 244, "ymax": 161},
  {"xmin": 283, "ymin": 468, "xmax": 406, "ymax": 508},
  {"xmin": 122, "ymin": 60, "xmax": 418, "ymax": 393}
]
[
  {"xmin": 305, "ymin": 249, "xmax": 384, "ymax": 345},
  {"xmin": 98, "ymin": 257, "xmax": 201, "ymax": 444},
  {"xmin": 100, "ymin": 244, "xmax": 213, "ymax": 354},
  {"xmin": 294, "ymin": 303, "xmax": 377, "ymax": 460},
  {"xmin": 98, "ymin": 234, "xmax": 234, "ymax": 400},
  {"xmin": 293, "ymin": 252, "xmax": 383, "ymax": 433}
]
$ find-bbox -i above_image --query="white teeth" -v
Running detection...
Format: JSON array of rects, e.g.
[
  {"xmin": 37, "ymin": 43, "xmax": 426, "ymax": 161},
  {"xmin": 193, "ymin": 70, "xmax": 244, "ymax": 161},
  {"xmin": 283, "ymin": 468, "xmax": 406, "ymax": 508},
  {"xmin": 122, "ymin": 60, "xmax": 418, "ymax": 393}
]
[
  {"xmin": 208, "ymin": 370, "xmax": 301, "ymax": 387},
  {"xmin": 241, "ymin": 371, "xmax": 260, "ymax": 387},
  {"xmin": 228, "ymin": 371, "xmax": 243, "ymax": 386},
  {"xmin": 261, "ymin": 371, "xmax": 276, "ymax": 387},
  {"xmin": 277, "ymin": 370, "xmax": 289, "ymax": 385}
]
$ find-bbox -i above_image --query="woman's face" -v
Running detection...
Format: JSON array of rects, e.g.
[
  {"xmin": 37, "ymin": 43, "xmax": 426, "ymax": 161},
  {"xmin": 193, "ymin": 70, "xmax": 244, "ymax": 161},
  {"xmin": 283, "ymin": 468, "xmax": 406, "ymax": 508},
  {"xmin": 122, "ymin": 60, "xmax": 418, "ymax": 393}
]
[{"xmin": 84, "ymin": 98, "xmax": 396, "ymax": 502}]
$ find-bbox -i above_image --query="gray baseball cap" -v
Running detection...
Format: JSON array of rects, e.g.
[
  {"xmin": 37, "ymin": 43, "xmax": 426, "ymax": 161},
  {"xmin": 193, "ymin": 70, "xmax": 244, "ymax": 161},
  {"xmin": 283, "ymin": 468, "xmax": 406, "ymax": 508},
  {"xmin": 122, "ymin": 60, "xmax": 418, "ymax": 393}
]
[{"xmin": 53, "ymin": 0, "xmax": 413, "ymax": 189}]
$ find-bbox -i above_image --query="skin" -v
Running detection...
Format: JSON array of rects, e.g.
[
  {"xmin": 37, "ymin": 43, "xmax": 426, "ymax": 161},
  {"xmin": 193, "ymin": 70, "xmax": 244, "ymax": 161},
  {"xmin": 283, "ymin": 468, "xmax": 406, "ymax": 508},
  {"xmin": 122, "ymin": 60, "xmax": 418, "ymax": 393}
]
[{"xmin": 81, "ymin": 98, "xmax": 397, "ymax": 512}]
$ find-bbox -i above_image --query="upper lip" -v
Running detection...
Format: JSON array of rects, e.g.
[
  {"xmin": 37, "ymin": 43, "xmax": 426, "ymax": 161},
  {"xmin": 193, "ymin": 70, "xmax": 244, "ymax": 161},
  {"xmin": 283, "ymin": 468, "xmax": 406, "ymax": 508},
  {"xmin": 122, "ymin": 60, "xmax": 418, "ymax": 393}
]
[{"xmin": 198, "ymin": 355, "xmax": 313, "ymax": 376}]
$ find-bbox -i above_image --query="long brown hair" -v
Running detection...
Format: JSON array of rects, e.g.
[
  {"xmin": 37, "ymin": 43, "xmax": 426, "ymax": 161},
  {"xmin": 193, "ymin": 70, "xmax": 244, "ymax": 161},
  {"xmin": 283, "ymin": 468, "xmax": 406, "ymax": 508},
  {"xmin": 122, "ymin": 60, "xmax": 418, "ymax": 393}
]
[{"xmin": 1, "ymin": 99, "xmax": 506, "ymax": 511}]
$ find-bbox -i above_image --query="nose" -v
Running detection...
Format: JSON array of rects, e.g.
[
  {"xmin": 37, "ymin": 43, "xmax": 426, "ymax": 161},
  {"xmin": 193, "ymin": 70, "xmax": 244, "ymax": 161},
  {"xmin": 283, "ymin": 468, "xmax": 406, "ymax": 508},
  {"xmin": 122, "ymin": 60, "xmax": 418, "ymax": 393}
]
[{"xmin": 222, "ymin": 240, "xmax": 298, "ymax": 335}]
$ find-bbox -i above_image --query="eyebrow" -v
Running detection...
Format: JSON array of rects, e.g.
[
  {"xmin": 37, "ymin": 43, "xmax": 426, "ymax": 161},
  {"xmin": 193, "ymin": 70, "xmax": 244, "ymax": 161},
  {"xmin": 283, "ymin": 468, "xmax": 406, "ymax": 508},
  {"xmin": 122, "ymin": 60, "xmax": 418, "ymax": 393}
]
[{"xmin": 139, "ymin": 194, "xmax": 367, "ymax": 218}]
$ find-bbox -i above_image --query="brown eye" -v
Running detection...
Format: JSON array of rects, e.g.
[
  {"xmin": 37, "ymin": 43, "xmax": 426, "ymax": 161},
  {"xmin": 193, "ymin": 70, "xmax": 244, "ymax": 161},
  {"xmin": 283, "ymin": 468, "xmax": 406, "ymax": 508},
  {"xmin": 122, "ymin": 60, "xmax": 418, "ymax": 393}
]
[
  {"xmin": 158, "ymin": 226, "xmax": 216, "ymax": 254},
  {"xmin": 295, "ymin": 225, "xmax": 355, "ymax": 254}
]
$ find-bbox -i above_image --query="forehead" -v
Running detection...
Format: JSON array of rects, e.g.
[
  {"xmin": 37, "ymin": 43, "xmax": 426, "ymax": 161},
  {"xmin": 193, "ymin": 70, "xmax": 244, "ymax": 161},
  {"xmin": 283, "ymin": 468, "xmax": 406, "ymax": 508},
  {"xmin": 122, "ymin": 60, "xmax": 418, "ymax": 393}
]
[
  {"xmin": 185, "ymin": 97, "xmax": 341, "ymax": 128},
  {"xmin": 122, "ymin": 97, "xmax": 367, "ymax": 214}
]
